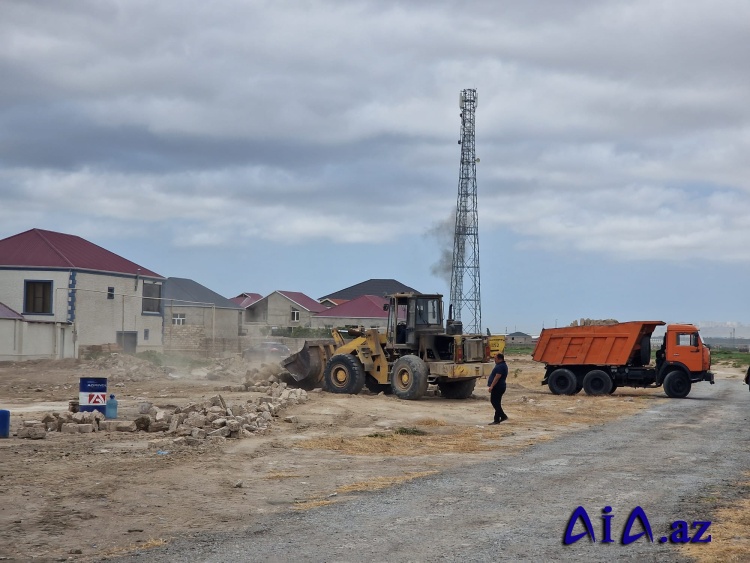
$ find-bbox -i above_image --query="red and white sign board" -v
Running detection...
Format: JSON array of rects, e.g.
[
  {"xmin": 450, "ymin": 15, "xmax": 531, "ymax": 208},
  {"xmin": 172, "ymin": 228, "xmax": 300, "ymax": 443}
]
[
  {"xmin": 89, "ymin": 393, "xmax": 106, "ymax": 405},
  {"xmin": 79, "ymin": 392, "xmax": 106, "ymax": 406}
]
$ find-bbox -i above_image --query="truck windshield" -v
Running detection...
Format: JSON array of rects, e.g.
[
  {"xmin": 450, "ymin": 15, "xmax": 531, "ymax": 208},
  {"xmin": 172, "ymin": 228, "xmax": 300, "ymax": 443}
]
[{"xmin": 415, "ymin": 298, "xmax": 440, "ymax": 325}]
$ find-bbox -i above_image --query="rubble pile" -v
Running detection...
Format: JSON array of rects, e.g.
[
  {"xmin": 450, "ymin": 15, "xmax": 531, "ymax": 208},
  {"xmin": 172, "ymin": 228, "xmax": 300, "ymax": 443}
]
[
  {"xmin": 15, "ymin": 388, "xmax": 308, "ymax": 442},
  {"xmin": 15, "ymin": 410, "xmax": 139, "ymax": 439}
]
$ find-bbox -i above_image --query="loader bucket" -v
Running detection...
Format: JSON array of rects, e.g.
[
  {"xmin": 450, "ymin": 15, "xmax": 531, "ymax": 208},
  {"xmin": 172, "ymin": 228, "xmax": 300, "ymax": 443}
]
[{"xmin": 281, "ymin": 339, "xmax": 335, "ymax": 385}]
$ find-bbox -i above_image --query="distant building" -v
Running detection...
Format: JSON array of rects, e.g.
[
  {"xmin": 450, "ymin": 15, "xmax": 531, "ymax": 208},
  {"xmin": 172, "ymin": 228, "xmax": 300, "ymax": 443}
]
[
  {"xmin": 312, "ymin": 295, "xmax": 388, "ymax": 329},
  {"xmin": 245, "ymin": 291, "xmax": 327, "ymax": 328},
  {"xmin": 0, "ymin": 228, "xmax": 164, "ymax": 359},
  {"xmin": 506, "ymin": 331, "xmax": 532, "ymax": 346},
  {"xmin": 163, "ymin": 278, "xmax": 243, "ymax": 357},
  {"xmin": 320, "ymin": 279, "xmax": 419, "ymax": 301},
  {"xmin": 229, "ymin": 292, "xmax": 263, "ymax": 323}
]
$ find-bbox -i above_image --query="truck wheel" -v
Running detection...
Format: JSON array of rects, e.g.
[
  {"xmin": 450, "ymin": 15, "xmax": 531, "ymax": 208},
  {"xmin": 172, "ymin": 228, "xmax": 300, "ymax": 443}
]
[
  {"xmin": 437, "ymin": 378, "xmax": 477, "ymax": 399},
  {"xmin": 365, "ymin": 375, "xmax": 392, "ymax": 395},
  {"xmin": 548, "ymin": 369, "xmax": 576, "ymax": 395},
  {"xmin": 391, "ymin": 355, "xmax": 429, "ymax": 400},
  {"xmin": 608, "ymin": 383, "xmax": 618, "ymax": 394},
  {"xmin": 664, "ymin": 370, "xmax": 691, "ymax": 398},
  {"xmin": 324, "ymin": 354, "xmax": 365, "ymax": 394},
  {"xmin": 583, "ymin": 370, "xmax": 613, "ymax": 396}
]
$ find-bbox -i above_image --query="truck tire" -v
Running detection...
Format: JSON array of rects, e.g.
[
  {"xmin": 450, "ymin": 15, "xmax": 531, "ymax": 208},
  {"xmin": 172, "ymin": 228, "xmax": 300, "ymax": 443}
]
[
  {"xmin": 548, "ymin": 369, "xmax": 577, "ymax": 395},
  {"xmin": 664, "ymin": 370, "xmax": 691, "ymax": 398},
  {"xmin": 365, "ymin": 374, "xmax": 392, "ymax": 395},
  {"xmin": 583, "ymin": 370, "xmax": 613, "ymax": 396},
  {"xmin": 608, "ymin": 383, "xmax": 618, "ymax": 394},
  {"xmin": 391, "ymin": 355, "xmax": 429, "ymax": 400},
  {"xmin": 438, "ymin": 378, "xmax": 476, "ymax": 399},
  {"xmin": 324, "ymin": 354, "xmax": 365, "ymax": 394}
]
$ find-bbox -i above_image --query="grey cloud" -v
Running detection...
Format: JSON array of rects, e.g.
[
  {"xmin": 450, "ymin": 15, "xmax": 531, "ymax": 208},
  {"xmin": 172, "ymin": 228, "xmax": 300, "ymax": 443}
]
[{"xmin": 1, "ymin": 0, "xmax": 749, "ymax": 261}]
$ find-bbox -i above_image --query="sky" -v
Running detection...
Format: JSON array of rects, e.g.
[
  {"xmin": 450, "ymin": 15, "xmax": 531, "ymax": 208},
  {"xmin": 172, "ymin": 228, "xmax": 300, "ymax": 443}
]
[{"xmin": 1, "ymin": 0, "xmax": 749, "ymax": 336}]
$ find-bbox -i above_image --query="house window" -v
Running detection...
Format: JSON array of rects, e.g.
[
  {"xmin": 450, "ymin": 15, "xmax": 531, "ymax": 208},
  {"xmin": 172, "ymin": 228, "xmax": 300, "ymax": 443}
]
[
  {"xmin": 291, "ymin": 308, "xmax": 300, "ymax": 322},
  {"xmin": 24, "ymin": 281, "xmax": 53, "ymax": 314},
  {"xmin": 172, "ymin": 313, "xmax": 186, "ymax": 325},
  {"xmin": 142, "ymin": 281, "xmax": 162, "ymax": 313},
  {"xmin": 144, "ymin": 329, "xmax": 150, "ymax": 341},
  {"xmin": 107, "ymin": 287, "xmax": 115, "ymax": 300}
]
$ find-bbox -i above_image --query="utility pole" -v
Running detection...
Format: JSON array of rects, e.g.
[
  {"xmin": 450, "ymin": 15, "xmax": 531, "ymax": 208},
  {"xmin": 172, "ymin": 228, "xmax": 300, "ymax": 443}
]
[{"xmin": 449, "ymin": 88, "xmax": 482, "ymax": 334}]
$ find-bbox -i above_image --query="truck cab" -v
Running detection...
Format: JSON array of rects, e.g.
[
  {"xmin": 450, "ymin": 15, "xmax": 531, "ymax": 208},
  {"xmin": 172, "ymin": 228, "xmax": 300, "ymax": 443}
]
[{"xmin": 656, "ymin": 324, "xmax": 712, "ymax": 379}]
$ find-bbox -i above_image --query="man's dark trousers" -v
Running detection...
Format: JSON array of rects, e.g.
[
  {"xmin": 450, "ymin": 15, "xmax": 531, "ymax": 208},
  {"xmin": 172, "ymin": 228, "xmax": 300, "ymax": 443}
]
[{"xmin": 490, "ymin": 385, "xmax": 506, "ymax": 422}]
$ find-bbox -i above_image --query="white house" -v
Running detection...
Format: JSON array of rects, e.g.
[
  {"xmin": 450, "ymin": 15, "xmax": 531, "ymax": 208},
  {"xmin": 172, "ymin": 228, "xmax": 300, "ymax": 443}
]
[{"xmin": 0, "ymin": 228, "xmax": 165, "ymax": 360}]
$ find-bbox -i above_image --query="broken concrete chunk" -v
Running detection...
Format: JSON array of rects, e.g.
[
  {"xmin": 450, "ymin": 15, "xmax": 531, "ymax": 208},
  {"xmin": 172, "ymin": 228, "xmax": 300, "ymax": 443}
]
[{"xmin": 18, "ymin": 427, "xmax": 46, "ymax": 439}]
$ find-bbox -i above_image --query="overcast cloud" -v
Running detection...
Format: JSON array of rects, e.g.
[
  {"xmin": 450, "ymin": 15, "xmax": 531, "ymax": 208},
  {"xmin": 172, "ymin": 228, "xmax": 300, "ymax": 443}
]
[{"xmin": 1, "ymin": 0, "xmax": 749, "ymax": 332}]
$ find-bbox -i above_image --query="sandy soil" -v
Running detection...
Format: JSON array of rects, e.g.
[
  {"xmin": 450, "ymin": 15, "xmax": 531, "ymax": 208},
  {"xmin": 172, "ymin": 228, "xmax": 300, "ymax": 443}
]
[{"xmin": 0, "ymin": 353, "xmax": 732, "ymax": 562}]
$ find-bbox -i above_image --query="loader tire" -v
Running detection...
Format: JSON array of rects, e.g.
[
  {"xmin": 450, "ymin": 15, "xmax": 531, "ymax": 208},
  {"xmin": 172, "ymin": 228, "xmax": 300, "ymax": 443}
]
[
  {"xmin": 365, "ymin": 375, "xmax": 392, "ymax": 395},
  {"xmin": 664, "ymin": 370, "xmax": 691, "ymax": 398},
  {"xmin": 391, "ymin": 355, "xmax": 429, "ymax": 400},
  {"xmin": 548, "ymin": 368, "xmax": 576, "ymax": 395},
  {"xmin": 437, "ymin": 378, "xmax": 477, "ymax": 399},
  {"xmin": 583, "ymin": 370, "xmax": 613, "ymax": 396},
  {"xmin": 324, "ymin": 354, "xmax": 365, "ymax": 395}
]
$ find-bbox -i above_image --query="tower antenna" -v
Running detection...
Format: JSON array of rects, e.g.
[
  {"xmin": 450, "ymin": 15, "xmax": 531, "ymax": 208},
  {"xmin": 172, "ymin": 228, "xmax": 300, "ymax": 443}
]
[{"xmin": 449, "ymin": 88, "xmax": 481, "ymax": 334}]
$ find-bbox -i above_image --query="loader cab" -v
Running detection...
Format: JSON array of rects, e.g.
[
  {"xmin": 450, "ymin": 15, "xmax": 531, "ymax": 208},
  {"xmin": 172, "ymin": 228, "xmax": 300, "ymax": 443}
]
[{"xmin": 385, "ymin": 293, "xmax": 444, "ymax": 349}]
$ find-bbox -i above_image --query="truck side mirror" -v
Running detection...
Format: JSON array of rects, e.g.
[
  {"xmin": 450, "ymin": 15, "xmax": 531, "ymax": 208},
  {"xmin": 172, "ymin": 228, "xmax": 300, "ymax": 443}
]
[{"xmin": 383, "ymin": 304, "xmax": 389, "ymax": 311}]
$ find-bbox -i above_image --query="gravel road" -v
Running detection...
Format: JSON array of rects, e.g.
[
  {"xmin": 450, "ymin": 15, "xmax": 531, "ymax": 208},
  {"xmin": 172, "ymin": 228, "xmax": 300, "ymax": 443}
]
[{"xmin": 112, "ymin": 379, "xmax": 749, "ymax": 562}]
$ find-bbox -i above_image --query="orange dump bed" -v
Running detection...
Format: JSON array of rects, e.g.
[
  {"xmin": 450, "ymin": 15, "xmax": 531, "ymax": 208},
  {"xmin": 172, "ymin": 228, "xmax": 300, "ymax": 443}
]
[{"xmin": 532, "ymin": 321, "xmax": 665, "ymax": 367}]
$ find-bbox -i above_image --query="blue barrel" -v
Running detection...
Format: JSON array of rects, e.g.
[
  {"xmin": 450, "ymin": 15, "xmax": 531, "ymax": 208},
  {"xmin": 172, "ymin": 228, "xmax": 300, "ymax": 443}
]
[
  {"xmin": 0, "ymin": 409, "xmax": 9, "ymax": 439},
  {"xmin": 79, "ymin": 377, "xmax": 108, "ymax": 414}
]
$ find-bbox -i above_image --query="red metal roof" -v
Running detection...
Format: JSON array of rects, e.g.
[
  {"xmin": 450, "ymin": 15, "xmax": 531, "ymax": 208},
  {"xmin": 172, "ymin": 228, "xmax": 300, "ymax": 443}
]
[
  {"xmin": 0, "ymin": 229, "xmax": 162, "ymax": 277},
  {"xmin": 276, "ymin": 291, "xmax": 327, "ymax": 313},
  {"xmin": 0, "ymin": 302, "xmax": 24, "ymax": 320},
  {"xmin": 314, "ymin": 295, "xmax": 388, "ymax": 318},
  {"xmin": 230, "ymin": 293, "xmax": 263, "ymax": 308}
]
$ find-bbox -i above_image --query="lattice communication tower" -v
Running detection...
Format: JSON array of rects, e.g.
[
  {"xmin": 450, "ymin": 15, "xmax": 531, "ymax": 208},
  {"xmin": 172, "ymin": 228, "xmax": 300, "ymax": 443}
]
[{"xmin": 449, "ymin": 88, "xmax": 481, "ymax": 334}]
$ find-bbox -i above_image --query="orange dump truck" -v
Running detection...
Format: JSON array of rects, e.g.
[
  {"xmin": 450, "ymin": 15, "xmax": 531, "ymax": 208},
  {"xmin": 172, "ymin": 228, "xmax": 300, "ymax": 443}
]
[{"xmin": 532, "ymin": 321, "xmax": 713, "ymax": 398}]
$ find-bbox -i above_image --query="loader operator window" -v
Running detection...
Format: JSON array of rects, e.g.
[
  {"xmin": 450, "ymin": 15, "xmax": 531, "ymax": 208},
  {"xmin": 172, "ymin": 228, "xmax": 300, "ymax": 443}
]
[{"xmin": 415, "ymin": 298, "xmax": 440, "ymax": 326}]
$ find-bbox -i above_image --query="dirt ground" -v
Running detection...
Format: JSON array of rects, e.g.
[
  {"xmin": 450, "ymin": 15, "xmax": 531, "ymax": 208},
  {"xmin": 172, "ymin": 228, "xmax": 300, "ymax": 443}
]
[{"xmin": 0, "ymin": 353, "xmax": 744, "ymax": 562}]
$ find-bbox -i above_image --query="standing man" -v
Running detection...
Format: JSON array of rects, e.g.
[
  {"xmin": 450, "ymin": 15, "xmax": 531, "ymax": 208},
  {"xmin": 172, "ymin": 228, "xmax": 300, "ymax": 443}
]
[{"xmin": 488, "ymin": 353, "xmax": 508, "ymax": 425}]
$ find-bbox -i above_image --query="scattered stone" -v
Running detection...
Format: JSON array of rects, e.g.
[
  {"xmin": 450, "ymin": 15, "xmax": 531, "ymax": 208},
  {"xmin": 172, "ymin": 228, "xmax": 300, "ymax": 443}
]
[
  {"xmin": 61, "ymin": 423, "xmax": 80, "ymax": 434},
  {"xmin": 17, "ymin": 427, "xmax": 46, "ymax": 440},
  {"xmin": 116, "ymin": 421, "xmax": 137, "ymax": 432}
]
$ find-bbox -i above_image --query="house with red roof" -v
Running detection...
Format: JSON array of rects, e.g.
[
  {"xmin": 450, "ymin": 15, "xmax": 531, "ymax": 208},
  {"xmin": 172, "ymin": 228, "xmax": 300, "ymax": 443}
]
[
  {"xmin": 311, "ymin": 295, "xmax": 389, "ymax": 329},
  {"xmin": 0, "ymin": 228, "xmax": 165, "ymax": 359},
  {"xmin": 230, "ymin": 292, "xmax": 263, "ymax": 325},
  {"xmin": 244, "ymin": 290, "xmax": 327, "ymax": 328}
]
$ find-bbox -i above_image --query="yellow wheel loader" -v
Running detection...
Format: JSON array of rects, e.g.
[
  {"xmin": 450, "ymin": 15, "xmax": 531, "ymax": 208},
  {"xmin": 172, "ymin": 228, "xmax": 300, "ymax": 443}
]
[{"xmin": 281, "ymin": 293, "xmax": 505, "ymax": 400}]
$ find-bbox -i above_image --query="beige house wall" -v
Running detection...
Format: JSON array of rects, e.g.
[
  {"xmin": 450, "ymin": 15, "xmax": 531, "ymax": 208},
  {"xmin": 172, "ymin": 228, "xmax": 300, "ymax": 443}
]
[{"xmin": 0, "ymin": 268, "xmax": 164, "ymax": 358}]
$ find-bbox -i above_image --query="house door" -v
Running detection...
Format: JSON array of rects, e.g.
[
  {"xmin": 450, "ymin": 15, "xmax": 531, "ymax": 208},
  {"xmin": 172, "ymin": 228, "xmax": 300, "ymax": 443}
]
[{"xmin": 116, "ymin": 331, "xmax": 138, "ymax": 354}]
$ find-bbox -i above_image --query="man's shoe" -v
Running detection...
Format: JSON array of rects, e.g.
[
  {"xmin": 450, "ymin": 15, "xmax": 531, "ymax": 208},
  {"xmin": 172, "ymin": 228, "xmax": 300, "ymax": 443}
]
[
  {"xmin": 500, "ymin": 416, "xmax": 509, "ymax": 422},
  {"xmin": 488, "ymin": 421, "xmax": 500, "ymax": 425}
]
